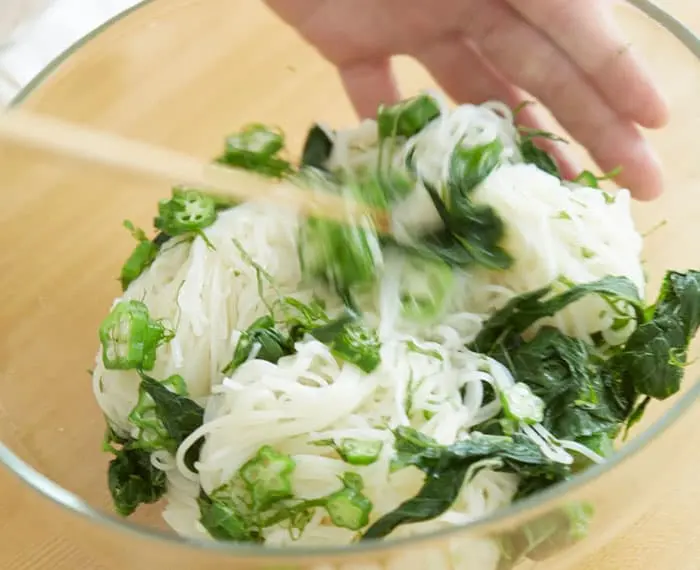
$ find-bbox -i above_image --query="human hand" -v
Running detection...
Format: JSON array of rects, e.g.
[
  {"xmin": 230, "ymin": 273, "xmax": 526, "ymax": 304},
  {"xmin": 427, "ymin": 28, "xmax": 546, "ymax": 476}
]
[{"xmin": 265, "ymin": 0, "xmax": 669, "ymax": 199}]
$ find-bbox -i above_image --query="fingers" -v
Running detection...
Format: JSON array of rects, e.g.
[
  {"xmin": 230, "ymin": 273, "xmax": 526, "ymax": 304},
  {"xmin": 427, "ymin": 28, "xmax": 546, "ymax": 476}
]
[
  {"xmin": 416, "ymin": 35, "xmax": 523, "ymax": 106},
  {"xmin": 415, "ymin": 35, "xmax": 579, "ymax": 177},
  {"xmin": 503, "ymin": 0, "xmax": 669, "ymax": 129},
  {"xmin": 338, "ymin": 59, "xmax": 401, "ymax": 119},
  {"xmin": 461, "ymin": 1, "xmax": 663, "ymax": 199},
  {"xmin": 593, "ymin": 125, "xmax": 663, "ymax": 201}
]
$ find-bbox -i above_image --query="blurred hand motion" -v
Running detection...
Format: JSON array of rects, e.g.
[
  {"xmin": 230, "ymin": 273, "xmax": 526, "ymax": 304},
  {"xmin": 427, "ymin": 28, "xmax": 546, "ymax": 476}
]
[{"xmin": 266, "ymin": 0, "xmax": 670, "ymax": 199}]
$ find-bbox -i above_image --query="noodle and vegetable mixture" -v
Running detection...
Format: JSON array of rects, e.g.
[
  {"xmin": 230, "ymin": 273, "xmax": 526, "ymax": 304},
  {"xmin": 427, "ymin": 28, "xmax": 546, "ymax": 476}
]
[{"xmin": 92, "ymin": 93, "xmax": 700, "ymax": 568}]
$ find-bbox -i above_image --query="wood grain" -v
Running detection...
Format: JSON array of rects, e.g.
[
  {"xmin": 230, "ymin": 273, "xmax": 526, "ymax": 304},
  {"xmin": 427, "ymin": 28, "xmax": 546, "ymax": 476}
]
[{"xmin": 0, "ymin": 0, "xmax": 698, "ymax": 569}]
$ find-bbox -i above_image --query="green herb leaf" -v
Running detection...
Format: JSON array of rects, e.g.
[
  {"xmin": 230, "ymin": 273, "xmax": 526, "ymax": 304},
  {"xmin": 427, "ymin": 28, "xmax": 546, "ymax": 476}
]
[
  {"xmin": 377, "ymin": 94, "xmax": 441, "ymax": 139},
  {"xmin": 263, "ymin": 298, "xmax": 383, "ymax": 374},
  {"xmin": 301, "ymin": 124, "xmax": 334, "ymax": 170},
  {"xmin": 447, "ymin": 138, "xmax": 503, "ymax": 205},
  {"xmin": 99, "ymin": 300, "xmax": 172, "ymax": 371},
  {"xmin": 614, "ymin": 318, "xmax": 686, "ymax": 399},
  {"xmin": 152, "ymin": 231, "xmax": 172, "ymax": 247},
  {"xmin": 295, "ymin": 170, "xmax": 407, "ymax": 295},
  {"xmin": 399, "ymin": 254, "xmax": 455, "ymax": 322},
  {"xmin": 398, "ymin": 227, "xmax": 512, "ymax": 270},
  {"xmin": 574, "ymin": 167, "xmax": 623, "ymax": 191},
  {"xmin": 472, "ymin": 276, "xmax": 643, "ymax": 354},
  {"xmin": 222, "ymin": 315, "xmax": 294, "ymax": 376},
  {"xmin": 198, "ymin": 492, "xmax": 263, "ymax": 543},
  {"xmin": 571, "ymin": 434, "xmax": 615, "ymax": 473},
  {"xmin": 217, "ymin": 123, "xmax": 292, "ymax": 178},
  {"xmin": 362, "ymin": 467, "xmax": 466, "ymax": 540},
  {"xmin": 296, "ymin": 308, "xmax": 352, "ymax": 342},
  {"xmin": 494, "ymin": 327, "xmax": 631, "ymax": 441},
  {"xmin": 393, "ymin": 427, "xmax": 557, "ymax": 476},
  {"xmin": 120, "ymin": 241, "xmax": 159, "ymax": 291},
  {"xmin": 128, "ymin": 374, "xmax": 188, "ymax": 452},
  {"xmin": 402, "ymin": 139, "xmax": 512, "ymax": 271},
  {"xmin": 120, "ymin": 220, "xmax": 160, "ymax": 291},
  {"xmin": 311, "ymin": 317, "xmax": 381, "ymax": 373},
  {"xmin": 298, "ymin": 213, "xmax": 383, "ymax": 292},
  {"xmin": 517, "ymin": 128, "xmax": 567, "ymax": 144},
  {"xmin": 139, "ymin": 373, "xmax": 205, "ymax": 470},
  {"xmin": 573, "ymin": 170, "xmax": 600, "ymax": 189},
  {"xmin": 405, "ymin": 340, "xmax": 443, "ymax": 361},
  {"xmin": 377, "ymin": 169, "xmax": 416, "ymax": 205},
  {"xmin": 518, "ymin": 129, "xmax": 563, "ymax": 178},
  {"xmin": 105, "ymin": 429, "xmax": 167, "ymax": 517},
  {"xmin": 624, "ymin": 396, "xmax": 652, "ymax": 438},
  {"xmin": 362, "ymin": 427, "xmax": 562, "ymax": 539},
  {"xmin": 354, "ymin": 175, "xmax": 395, "ymax": 209},
  {"xmin": 613, "ymin": 270, "xmax": 700, "ymax": 399}
]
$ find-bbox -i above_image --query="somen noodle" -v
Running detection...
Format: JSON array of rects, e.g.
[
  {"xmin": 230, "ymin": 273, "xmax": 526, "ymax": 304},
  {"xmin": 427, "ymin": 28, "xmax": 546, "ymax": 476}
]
[{"xmin": 92, "ymin": 92, "xmax": 700, "ymax": 570}]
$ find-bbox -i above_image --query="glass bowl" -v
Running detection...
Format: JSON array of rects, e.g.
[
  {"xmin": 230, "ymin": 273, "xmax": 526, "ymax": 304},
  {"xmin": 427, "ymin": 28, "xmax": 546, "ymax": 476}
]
[{"xmin": 1, "ymin": 1, "xmax": 699, "ymax": 569}]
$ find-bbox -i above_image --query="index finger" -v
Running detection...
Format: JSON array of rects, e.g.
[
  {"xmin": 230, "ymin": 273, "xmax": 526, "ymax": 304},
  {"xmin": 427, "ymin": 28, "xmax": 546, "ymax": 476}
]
[
  {"xmin": 339, "ymin": 59, "xmax": 401, "ymax": 119},
  {"xmin": 504, "ymin": 0, "xmax": 669, "ymax": 129}
]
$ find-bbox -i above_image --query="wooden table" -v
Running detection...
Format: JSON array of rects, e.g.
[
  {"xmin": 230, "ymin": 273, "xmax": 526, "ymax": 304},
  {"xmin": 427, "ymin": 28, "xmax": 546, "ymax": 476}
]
[
  {"xmin": 0, "ymin": 1, "xmax": 699, "ymax": 569},
  {"xmin": 0, "ymin": 1, "xmax": 143, "ymax": 104}
]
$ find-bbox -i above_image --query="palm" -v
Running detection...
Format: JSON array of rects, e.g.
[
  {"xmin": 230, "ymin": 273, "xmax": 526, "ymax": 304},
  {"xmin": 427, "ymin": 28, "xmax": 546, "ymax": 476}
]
[{"xmin": 266, "ymin": 0, "xmax": 668, "ymax": 199}]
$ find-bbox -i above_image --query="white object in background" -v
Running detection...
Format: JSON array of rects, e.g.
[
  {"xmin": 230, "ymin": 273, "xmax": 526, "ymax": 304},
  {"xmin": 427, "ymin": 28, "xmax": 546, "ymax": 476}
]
[
  {"xmin": 0, "ymin": 0, "xmax": 54, "ymax": 101},
  {"xmin": 0, "ymin": 0, "xmax": 54, "ymax": 46},
  {"xmin": 0, "ymin": 0, "xmax": 141, "ymax": 104}
]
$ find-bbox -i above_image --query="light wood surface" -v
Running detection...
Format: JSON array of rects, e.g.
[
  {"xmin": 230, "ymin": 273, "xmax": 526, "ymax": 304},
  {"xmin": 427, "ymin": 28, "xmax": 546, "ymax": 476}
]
[
  {"xmin": 0, "ymin": 0, "xmax": 142, "ymax": 103},
  {"xmin": 0, "ymin": 1, "xmax": 699, "ymax": 569}
]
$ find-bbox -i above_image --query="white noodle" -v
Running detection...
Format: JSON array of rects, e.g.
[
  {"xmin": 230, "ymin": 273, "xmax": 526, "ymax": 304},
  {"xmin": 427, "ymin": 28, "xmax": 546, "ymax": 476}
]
[{"xmin": 92, "ymin": 95, "xmax": 646, "ymax": 570}]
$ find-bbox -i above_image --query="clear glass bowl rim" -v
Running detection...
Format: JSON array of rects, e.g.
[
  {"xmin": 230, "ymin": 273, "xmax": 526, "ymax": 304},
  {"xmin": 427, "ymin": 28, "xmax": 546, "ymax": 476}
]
[{"xmin": 1, "ymin": 0, "xmax": 699, "ymax": 558}]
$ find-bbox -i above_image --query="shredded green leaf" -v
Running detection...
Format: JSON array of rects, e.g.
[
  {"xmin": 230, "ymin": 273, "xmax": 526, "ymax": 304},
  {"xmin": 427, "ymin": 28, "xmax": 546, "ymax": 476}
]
[
  {"xmin": 399, "ymin": 255, "xmax": 455, "ymax": 322},
  {"xmin": 138, "ymin": 373, "xmax": 205, "ymax": 470},
  {"xmin": 198, "ymin": 491, "xmax": 264, "ymax": 543},
  {"xmin": 472, "ymin": 276, "xmax": 643, "ymax": 354},
  {"xmin": 128, "ymin": 373, "xmax": 188, "ymax": 452},
  {"xmin": 377, "ymin": 94, "xmax": 441, "ymax": 139},
  {"xmin": 104, "ymin": 427, "xmax": 167, "ymax": 516},
  {"xmin": 301, "ymin": 124, "xmax": 334, "ymax": 170},
  {"xmin": 613, "ymin": 270, "xmax": 700, "ymax": 400},
  {"xmin": 518, "ymin": 129, "xmax": 564, "ymax": 178},
  {"xmin": 405, "ymin": 340, "xmax": 444, "ymax": 361},
  {"xmin": 120, "ymin": 220, "xmax": 160, "ymax": 291},
  {"xmin": 361, "ymin": 427, "xmax": 565, "ymax": 539},
  {"xmin": 222, "ymin": 315, "xmax": 294, "ymax": 376},
  {"xmin": 492, "ymin": 327, "xmax": 632, "ymax": 442},
  {"xmin": 298, "ymin": 213, "xmax": 382, "ymax": 293},
  {"xmin": 404, "ymin": 139, "xmax": 512, "ymax": 271},
  {"xmin": 313, "ymin": 317, "xmax": 381, "ymax": 373}
]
